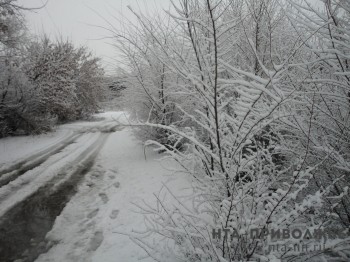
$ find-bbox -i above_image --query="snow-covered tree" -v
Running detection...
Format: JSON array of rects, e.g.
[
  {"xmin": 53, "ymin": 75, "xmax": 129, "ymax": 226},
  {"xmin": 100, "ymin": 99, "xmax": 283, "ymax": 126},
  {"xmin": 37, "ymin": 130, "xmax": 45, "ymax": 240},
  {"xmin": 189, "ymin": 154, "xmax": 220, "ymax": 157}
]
[
  {"xmin": 112, "ymin": 0, "xmax": 350, "ymax": 261},
  {"xmin": 0, "ymin": 0, "xmax": 26, "ymax": 50},
  {"xmin": 0, "ymin": 0, "xmax": 39, "ymax": 136},
  {"xmin": 113, "ymin": 11, "xmax": 187, "ymax": 146},
  {"xmin": 25, "ymin": 37, "xmax": 105, "ymax": 122}
]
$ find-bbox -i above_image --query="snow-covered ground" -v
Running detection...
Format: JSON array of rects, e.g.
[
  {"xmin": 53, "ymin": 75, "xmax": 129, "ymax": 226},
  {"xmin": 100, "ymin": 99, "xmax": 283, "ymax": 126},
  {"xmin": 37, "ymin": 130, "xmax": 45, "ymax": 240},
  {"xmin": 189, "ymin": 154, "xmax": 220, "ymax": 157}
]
[{"xmin": 0, "ymin": 112, "xmax": 188, "ymax": 262}]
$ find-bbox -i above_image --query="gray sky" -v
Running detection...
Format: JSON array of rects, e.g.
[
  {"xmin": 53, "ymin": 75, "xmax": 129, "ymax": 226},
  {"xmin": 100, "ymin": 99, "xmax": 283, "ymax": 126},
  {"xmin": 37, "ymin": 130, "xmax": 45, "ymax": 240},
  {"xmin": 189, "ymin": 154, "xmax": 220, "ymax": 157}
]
[{"xmin": 17, "ymin": 0, "xmax": 172, "ymax": 74}]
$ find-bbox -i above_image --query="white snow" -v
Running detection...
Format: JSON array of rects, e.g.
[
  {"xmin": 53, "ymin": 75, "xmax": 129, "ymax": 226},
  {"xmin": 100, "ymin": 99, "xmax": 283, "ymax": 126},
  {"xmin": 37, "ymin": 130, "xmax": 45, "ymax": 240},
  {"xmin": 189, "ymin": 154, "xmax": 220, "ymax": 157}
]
[
  {"xmin": 0, "ymin": 111, "xmax": 188, "ymax": 262},
  {"xmin": 0, "ymin": 129, "xmax": 71, "ymax": 166}
]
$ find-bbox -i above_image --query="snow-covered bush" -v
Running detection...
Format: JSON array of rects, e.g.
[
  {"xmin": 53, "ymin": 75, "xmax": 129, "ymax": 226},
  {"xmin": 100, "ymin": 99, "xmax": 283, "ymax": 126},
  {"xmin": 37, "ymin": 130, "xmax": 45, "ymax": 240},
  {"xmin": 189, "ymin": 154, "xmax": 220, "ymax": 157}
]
[
  {"xmin": 112, "ymin": 11, "xmax": 189, "ymax": 147},
  {"xmin": 0, "ymin": 52, "xmax": 58, "ymax": 137},
  {"xmin": 0, "ymin": 1, "xmax": 106, "ymax": 137},
  {"xmin": 0, "ymin": 1, "xmax": 51, "ymax": 137},
  {"xmin": 285, "ymin": 0, "xmax": 350, "ymax": 229},
  {"xmin": 112, "ymin": 0, "xmax": 350, "ymax": 261},
  {"xmin": 25, "ymin": 37, "xmax": 105, "ymax": 122}
]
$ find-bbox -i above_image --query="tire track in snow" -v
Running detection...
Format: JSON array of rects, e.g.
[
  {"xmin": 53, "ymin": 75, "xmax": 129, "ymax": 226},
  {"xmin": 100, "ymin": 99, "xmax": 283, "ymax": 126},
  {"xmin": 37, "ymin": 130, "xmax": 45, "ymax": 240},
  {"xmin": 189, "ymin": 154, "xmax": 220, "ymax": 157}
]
[
  {"xmin": 0, "ymin": 132, "xmax": 78, "ymax": 177},
  {"xmin": 0, "ymin": 133, "xmax": 95, "ymax": 207},
  {"xmin": 0, "ymin": 124, "xmax": 121, "ymax": 217},
  {"xmin": 0, "ymin": 125, "xmax": 122, "ymax": 262},
  {"xmin": 0, "ymin": 122, "xmax": 120, "ymax": 188},
  {"xmin": 0, "ymin": 133, "xmax": 80, "ymax": 188}
]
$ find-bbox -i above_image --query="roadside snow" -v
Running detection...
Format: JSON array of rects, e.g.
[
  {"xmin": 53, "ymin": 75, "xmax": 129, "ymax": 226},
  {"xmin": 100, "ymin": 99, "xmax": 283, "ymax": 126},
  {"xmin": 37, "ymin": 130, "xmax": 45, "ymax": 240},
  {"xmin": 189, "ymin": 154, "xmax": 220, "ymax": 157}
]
[
  {"xmin": 23, "ymin": 112, "xmax": 189, "ymax": 262},
  {"xmin": 0, "ymin": 111, "xmax": 189, "ymax": 261}
]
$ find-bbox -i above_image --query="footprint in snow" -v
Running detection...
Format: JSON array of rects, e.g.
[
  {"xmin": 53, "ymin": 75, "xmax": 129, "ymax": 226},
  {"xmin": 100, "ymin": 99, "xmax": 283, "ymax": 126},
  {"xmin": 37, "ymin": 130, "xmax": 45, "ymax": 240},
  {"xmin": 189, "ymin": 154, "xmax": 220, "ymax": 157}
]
[
  {"xmin": 109, "ymin": 209, "xmax": 119, "ymax": 219},
  {"xmin": 87, "ymin": 208, "xmax": 99, "ymax": 219},
  {"xmin": 88, "ymin": 231, "xmax": 104, "ymax": 252},
  {"xmin": 91, "ymin": 170, "xmax": 104, "ymax": 179},
  {"xmin": 86, "ymin": 182, "xmax": 95, "ymax": 187},
  {"xmin": 113, "ymin": 182, "xmax": 120, "ymax": 188},
  {"xmin": 107, "ymin": 169, "xmax": 118, "ymax": 179},
  {"xmin": 99, "ymin": 193, "xmax": 109, "ymax": 204}
]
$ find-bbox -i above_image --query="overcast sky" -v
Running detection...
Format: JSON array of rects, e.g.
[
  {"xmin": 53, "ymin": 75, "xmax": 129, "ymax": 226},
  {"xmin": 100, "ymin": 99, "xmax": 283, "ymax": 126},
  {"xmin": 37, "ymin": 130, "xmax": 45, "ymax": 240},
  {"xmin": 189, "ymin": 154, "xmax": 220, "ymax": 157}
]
[{"xmin": 17, "ymin": 0, "xmax": 172, "ymax": 74}]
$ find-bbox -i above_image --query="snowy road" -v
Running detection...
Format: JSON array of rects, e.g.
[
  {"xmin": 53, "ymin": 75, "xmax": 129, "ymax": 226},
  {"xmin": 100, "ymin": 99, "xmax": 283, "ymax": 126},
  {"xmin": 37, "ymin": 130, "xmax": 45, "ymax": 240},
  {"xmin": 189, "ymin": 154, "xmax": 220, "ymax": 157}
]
[{"xmin": 0, "ymin": 112, "xmax": 186, "ymax": 262}]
